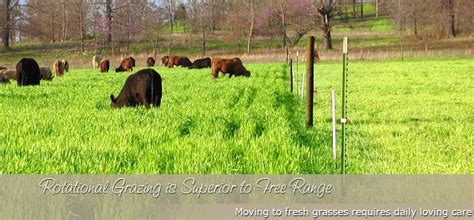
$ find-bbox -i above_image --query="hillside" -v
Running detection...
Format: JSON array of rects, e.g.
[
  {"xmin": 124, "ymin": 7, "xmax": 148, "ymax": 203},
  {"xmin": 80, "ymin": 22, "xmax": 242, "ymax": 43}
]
[{"xmin": 1, "ymin": 14, "xmax": 473, "ymax": 69}]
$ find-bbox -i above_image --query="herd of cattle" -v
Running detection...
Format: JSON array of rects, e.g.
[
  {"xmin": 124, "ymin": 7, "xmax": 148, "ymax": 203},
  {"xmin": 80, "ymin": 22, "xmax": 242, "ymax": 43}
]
[
  {"xmin": 0, "ymin": 55, "xmax": 251, "ymax": 108},
  {"xmin": 91, "ymin": 55, "xmax": 251, "ymax": 79}
]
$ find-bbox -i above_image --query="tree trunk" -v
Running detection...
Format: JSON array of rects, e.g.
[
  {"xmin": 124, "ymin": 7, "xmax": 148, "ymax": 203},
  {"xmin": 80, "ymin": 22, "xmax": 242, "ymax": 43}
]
[
  {"xmin": 106, "ymin": 0, "xmax": 113, "ymax": 44},
  {"xmin": 323, "ymin": 29, "xmax": 333, "ymax": 50},
  {"xmin": 80, "ymin": 1, "xmax": 85, "ymax": 53},
  {"xmin": 247, "ymin": 0, "xmax": 254, "ymax": 54},
  {"xmin": 211, "ymin": 1, "xmax": 216, "ymax": 31},
  {"xmin": 280, "ymin": 4, "xmax": 287, "ymax": 48},
  {"xmin": 51, "ymin": 16, "xmax": 55, "ymax": 43},
  {"xmin": 344, "ymin": 1, "xmax": 348, "ymax": 20},
  {"xmin": 352, "ymin": 0, "xmax": 356, "ymax": 18},
  {"xmin": 170, "ymin": 18, "xmax": 174, "ymax": 33},
  {"xmin": 360, "ymin": 0, "xmax": 364, "ymax": 18},
  {"xmin": 2, "ymin": 0, "xmax": 11, "ymax": 50},
  {"xmin": 62, "ymin": 0, "xmax": 67, "ymax": 41},
  {"xmin": 375, "ymin": 0, "xmax": 379, "ymax": 18},
  {"xmin": 398, "ymin": 0, "xmax": 404, "ymax": 60},
  {"xmin": 413, "ymin": 16, "xmax": 417, "ymax": 36},
  {"xmin": 201, "ymin": 26, "xmax": 206, "ymax": 57},
  {"xmin": 448, "ymin": 0, "xmax": 456, "ymax": 37},
  {"xmin": 319, "ymin": 5, "xmax": 333, "ymax": 50},
  {"xmin": 153, "ymin": 40, "xmax": 158, "ymax": 59}
]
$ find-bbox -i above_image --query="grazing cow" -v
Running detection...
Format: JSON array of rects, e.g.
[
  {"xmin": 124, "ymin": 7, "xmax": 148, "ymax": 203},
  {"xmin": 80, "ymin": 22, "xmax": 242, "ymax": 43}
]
[
  {"xmin": 189, "ymin": 57, "xmax": 211, "ymax": 69},
  {"xmin": 211, "ymin": 58, "xmax": 251, "ymax": 79},
  {"xmin": 147, "ymin": 57, "xmax": 156, "ymax": 67},
  {"xmin": 166, "ymin": 56, "xmax": 192, "ymax": 68},
  {"xmin": 92, "ymin": 55, "xmax": 103, "ymax": 69},
  {"xmin": 16, "ymin": 58, "xmax": 42, "ymax": 86},
  {"xmin": 53, "ymin": 60, "xmax": 68, "ymax": 77},
  {"xmin": 115, "ymin": 57, "xmax": 134, "ymax": 72},
  {"xmin": 40, "ymin": 67, "xmax": 54, "ymax": 81},
  {"xmin": 2, "ymin": 69, "xmax": 16, "ymax": 80},
  {"xmin": 110, "ymin": 69, "xmax": 162, "ymax": 108},
  {"xmin": 161, "ymin": 56, "xmax": 169, "ymax": 66},
  {"xmin": 0, "ymin": 72, "xmax": 10, "ymax": 84},
  {"xmin": 99, "ymin": 59, "xmax": 110, "ymax": 73},
  {"xmin": 0, "ymin": 66, "xmax": 6, "ymax": 71}
]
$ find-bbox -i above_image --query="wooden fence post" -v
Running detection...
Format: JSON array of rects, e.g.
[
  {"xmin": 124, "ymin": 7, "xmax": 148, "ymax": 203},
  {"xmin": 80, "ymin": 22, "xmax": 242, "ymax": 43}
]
[{"xmin": 306, "ymin": 36, "xmax": 315, "ymax": 128}]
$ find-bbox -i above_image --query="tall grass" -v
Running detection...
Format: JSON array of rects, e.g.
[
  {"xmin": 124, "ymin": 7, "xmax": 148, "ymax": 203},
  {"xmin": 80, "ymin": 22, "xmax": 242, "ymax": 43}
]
[{"xmin": 0, "ymin": 58, "xmax": 472, "ymax": 174}]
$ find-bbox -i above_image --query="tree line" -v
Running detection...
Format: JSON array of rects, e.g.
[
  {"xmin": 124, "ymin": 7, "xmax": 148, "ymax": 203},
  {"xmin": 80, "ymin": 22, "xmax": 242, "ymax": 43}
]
[{"xmin": 1, "ymin": 0, "xmax": 473, "ymax": 54}]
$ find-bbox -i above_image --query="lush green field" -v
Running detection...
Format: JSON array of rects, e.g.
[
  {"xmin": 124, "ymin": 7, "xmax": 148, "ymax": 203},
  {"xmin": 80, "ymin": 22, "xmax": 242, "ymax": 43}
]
[{"xmin": 0, "ymin": 58, "xmax": 472, "ymax": 174}]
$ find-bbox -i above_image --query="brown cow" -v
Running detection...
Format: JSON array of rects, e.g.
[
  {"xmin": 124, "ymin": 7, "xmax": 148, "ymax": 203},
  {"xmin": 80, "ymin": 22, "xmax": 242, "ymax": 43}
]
[
  {"xmin": 116, "ymin": 58, "xmax": 134, "ymax": 72},
  {"xmin": 147, "ymin": 57, "xmax": 156, "ymax": 67},
  {"xmin": 211, "ymin": 58, "xmax": 251, "ymax": 79},
  {"xmin": 2, "ymin": 69, "xmax": 16, "ymax": 80},
  {"xmin": 0, "ymin": 66, "xmax": 6, "ymax": 71},
  {"xmin": 166, "ymin": 56, "xmax": 192, "ymax": 68},
  {"xmin": 99, "ymin": 59, "xmax": 110, "ymax": 73},
  {"xmin": 0, "ymin": 72, "xmax": 10, "ymax": 84},
  {"xmin": 53, "ymin": 60, "xmax": 68, "ymax": 77}
]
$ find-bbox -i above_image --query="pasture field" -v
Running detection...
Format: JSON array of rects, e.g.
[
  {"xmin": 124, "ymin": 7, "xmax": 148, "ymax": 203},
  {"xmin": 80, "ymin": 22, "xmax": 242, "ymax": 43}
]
[{"xmin": 0, "ymin": 58, "xmax": 472, "ymax": 174}]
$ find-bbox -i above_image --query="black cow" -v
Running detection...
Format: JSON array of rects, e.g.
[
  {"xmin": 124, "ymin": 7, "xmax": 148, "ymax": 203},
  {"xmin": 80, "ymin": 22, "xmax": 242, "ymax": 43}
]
[
  {"xmin": 16, "ymin": 58, "xmax": 42, "ymax": 86},
  {"xmin": 110, "ymin": 69, "xmax": 162, "ymax": 108},
  {"xmin": 189, "ymin": 57, "xmax": 211, "ymax": 69}
]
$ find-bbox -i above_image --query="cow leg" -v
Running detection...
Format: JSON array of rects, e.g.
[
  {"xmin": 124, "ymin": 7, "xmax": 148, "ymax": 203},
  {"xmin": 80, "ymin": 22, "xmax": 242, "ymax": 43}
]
[
  {"xmin": 154, "ymin": 95, "xmax": 161, "ymax": 107},
  {"xmin": 135, "ymin": 93, "xmax": 150, "ymax": 108},
  {"xmin": 211, "ymin": 67, "xmax": 219, "ymax": 79}
]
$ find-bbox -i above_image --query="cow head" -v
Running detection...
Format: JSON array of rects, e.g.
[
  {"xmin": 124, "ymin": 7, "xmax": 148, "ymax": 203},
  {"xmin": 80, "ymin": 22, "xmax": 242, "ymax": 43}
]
[
  {"xmin": 63, "ymin": 60, "xmax": 70, "ymax": 72},
  {"xmin": 161, "ymin": 56, "xmax": 169, "ymax": 65},
  {"xmin": 243, "ymin": 70, "xmax": 251, "ymax": 77}
]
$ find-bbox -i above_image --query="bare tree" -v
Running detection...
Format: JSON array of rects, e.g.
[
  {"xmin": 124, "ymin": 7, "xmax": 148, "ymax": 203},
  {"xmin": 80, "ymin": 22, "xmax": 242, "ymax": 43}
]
[
  {"xmin": 71, "ymin": 0, "xmax": 90, "ymax": 52},
  {"xmin": 187, "ymin": 0, "xmax": 209, "ymax": 56},
  {"xmin": 278, "ymin": 0, "xmax": 288, "ymax": 49},
  {"xmin": 105, "ymin": 0, "xmax": 113, "ymax": 44},
  {"xmin": 375, "ymin": 0, "xmax": 379, "ymax": 18},
  {"xmin": 247, "ymin": 0, "xmax": 255, "ymax": 54},
  {"xmin": 2, "ymin": 0, "xmax": 19, "ymax": 50},
  {"xmin": 163, "ymin": 0, "xmax": 177, "ymax": 33},
  {"xmin": 352, "ymin": 0, "xmax": 356, "ymax": 17},
  {"xmin": 386, "ymin": 0, "xmax": 406, "ymax": 59},
  {"xmin": 444, "ymin": 0, "xmax": 456, "ymax": 37},
  {"xmin": 317, "ymin": 0, "xmax": 338, "ymax": 50},
  {"xmin": 143, "ymin": 4, "xmax": 164, "ymax": 59}
]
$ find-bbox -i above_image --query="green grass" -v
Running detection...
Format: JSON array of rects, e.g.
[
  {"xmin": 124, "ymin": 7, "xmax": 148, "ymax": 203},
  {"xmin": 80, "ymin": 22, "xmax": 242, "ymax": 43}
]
[
  {"xmin": 335, "ymin": 17, "xmax": 395, "ymax": 33},
  {"xmin": 0, "ymin": 58, "xmax": 472, "ymax": 174}
]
